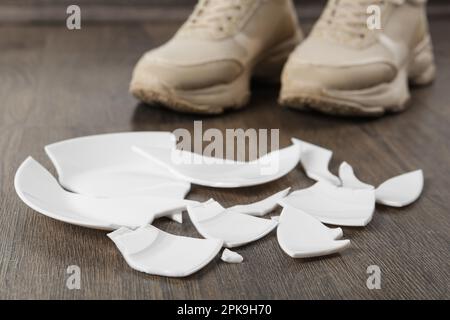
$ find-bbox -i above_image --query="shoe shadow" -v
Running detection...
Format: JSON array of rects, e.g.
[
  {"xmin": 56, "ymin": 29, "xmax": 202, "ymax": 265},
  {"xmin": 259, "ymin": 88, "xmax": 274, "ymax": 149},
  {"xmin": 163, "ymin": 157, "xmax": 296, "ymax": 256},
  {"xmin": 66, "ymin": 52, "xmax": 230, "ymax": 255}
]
[{"xmin": 131, "ymin": 80, "xmax": 385, "ymax": 135}]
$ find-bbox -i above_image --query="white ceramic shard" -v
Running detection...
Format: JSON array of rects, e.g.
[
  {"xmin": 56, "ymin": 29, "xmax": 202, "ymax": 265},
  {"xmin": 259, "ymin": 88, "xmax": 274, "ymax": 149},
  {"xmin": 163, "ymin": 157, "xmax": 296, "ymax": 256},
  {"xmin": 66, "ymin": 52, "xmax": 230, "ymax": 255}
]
[
  {"xmin": 14, "ymin": 157, "xmax": 194, "ymax": 230},
  {"xmin": 221, "ymin": 249, "xmax": 244, "ymax": 264},
  {"xmin": 291, "ymin": 138, "xmax": 341, "ymax": 186},
  {"xmin": 228, "ymin": 188, "xmax": 290, "ymax": 217},
  {"xmin": 279, "ymin": 181, "xmax": 375, "ymax": 227},
  {"xmin": 132, "ymin": 143, "xmax": 301, "ymax": 188},
  {"xmin": 375, "ymin": 170, "xmax": 424, "ymax": 207},
  {"xmin": 271, "ymin": 215, "xmax": 280, "ymax": 222},
  {"xmin": 187, "ymin": 200, "xmax": 278, "ymax": 248},
  {"xmin": 108, "ymin": 225, "xmax": 223, "ymax": 277},
  {"xmin": 277, "ymin": 207, "xmax": 350, "ymax": 258},
  {"xmin": 45, "ymin": 132, "xmax": 191, "ymax": 199},
  {"xmin": 339, "ymin": 162, "xmax": 374, "ymax": 190}
]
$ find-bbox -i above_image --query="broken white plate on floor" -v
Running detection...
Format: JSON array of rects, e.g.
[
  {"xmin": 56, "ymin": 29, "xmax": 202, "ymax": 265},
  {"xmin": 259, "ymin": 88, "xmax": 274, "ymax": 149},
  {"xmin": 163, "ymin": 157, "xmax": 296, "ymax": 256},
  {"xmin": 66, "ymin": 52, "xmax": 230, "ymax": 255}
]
[
  {"xmin": 108, "ymin": 225, "xmax": 223, "ymax": 277},
  {"xmin": 228, "ymin": 188, "xmax": 290, "ymax": 217},
  {"xmin": 187, "ymin": 200, "xmax": 278, "ymax": 248},
  {"xmin": 277, "ymin": 206, "xmax": 350, "ymax": 258},
  {"xmin": 45, "ymin": 132, "xmax": 191, "ymax": 198},
  {"xmin": 132, "ymin": 143, "xmax": 301, "ymax": 188},
  {"xmin": 279, "ymin": 181, "xmax": 375, "ymax": 227},
  {"xmin": 221, "ymin": 249, "xmax": 243, "ymax": 264},
  {"xmin": 15, "ymin": 157, "xmax": 194, "ymax": 230},
  {"xmin": 292, "ymin": 138, "xmax": 341, "ymax": 186},
  {"xmin": 375, "ymin": 170, "xmax": 424, "ymax": 207},
  {"xmin": 339, "ymin": 162, "xmax": 374, "ymax": 190}
]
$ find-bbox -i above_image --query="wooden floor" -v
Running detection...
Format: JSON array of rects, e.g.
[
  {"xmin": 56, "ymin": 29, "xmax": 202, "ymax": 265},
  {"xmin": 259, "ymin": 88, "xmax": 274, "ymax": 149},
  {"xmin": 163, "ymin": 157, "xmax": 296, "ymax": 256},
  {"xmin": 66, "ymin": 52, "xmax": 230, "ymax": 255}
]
[{"xmin": 0, "ymin": 15, "xmax": 449, "ymax": 300}]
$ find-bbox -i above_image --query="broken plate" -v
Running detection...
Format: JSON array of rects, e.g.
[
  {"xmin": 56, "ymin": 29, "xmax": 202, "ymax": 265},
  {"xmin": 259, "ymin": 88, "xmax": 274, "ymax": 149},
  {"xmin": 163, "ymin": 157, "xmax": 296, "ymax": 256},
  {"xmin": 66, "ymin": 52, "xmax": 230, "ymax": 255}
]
[
  {"xmin": 221, "ymin": 249, "xmax": 244, "ymax": 264},
  {"xmin": 277, "ymin": 206, "xmax": 350, "ymax": 258},
  {"xmin": 292, "ymin": 138, "xmax": 341, "ymax": 186},
  {"xmin": 15, "ymin": 157, "xmax": 193, "ymax": 230},
  {"xmin": 279, "ymin": 181, "xmax": 375, "ymax": 227},
  {"xmin": 187, "ymin": 200, "xmax": 278, "ymax": 248},
  {"xmin": 339, "ymin": 162, "xmax": 374, "ymax": 190},
  {"xmin": 108, "ymin": 225, "xmax": 223, "ymax": 277},
  {"xmin": 45, "ymin": 132, "xmax": 191, "ymax": 198},
  {"xmin": 228, "ymin": 188, "xmax": 290, "ymax": 217},
  {"xmin": 375, "ymin": 170, "xmax": 424, "ymax": 207},
  {"xmin": 132, "ymin": 143, "xmax": 301, "ymax": 188}
]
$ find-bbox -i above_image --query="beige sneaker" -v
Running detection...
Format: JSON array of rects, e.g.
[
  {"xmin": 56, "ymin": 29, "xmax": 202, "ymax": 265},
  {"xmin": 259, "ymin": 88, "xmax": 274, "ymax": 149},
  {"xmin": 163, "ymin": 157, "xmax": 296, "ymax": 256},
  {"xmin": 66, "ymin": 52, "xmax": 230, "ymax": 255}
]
[
  {"xmin": 280, "ymin": 0, "xmax": 436, "ymax": 116},
  {"xmin": 131, "ymin": 0, "xmax": 303, "ymax": 114}
]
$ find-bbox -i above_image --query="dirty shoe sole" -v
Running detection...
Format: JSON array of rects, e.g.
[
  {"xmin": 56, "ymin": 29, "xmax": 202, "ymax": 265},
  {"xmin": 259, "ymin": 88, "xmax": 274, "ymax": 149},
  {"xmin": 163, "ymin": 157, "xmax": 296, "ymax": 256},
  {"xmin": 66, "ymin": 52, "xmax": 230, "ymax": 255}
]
[{"xmin": 280, "ymin": 37, "xmax": 436, "ymax": 117}]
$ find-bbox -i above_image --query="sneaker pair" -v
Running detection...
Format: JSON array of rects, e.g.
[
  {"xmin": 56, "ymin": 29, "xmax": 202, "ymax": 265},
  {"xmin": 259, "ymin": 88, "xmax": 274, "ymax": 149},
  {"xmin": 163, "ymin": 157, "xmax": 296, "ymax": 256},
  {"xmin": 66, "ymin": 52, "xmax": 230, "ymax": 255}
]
[{"xmin": 130, "ymin": 0, "xmax": 435, "ymax": 116}]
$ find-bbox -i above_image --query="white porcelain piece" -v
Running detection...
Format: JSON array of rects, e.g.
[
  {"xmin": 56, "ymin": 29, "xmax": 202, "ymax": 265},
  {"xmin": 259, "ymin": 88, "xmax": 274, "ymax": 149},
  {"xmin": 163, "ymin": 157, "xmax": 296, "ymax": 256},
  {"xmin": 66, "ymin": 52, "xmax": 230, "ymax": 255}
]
[
  {"xmin": 375, "ymin": 170, "xmax": 424, "ymax": 207},
  {"xmin": 108, "ymin": 225, "xmax": 223, "ymax": 277},
  {"xmin": 339, "ymin": 162, "xmax": 374, "ymax": 190},
  {"xmin": 45, "ymin": 132, "xmax": 191, "ymax": 198},
  {"xmin": 14, "ymin": 157, "xmax": 194, "ymax": 230},
  {"xmin": 292, "ymin": 138, "xmax": 340, "ymax": 186},
  {"xmin": 187, "ymin": 200, "xmax": 278, "ymax": 248},
  {"xmin": 132, "ymin": 143, "xmax": 301, "ymax": 188},
  {"xmin": 228, "ymin": 188, "xmax": 290, "ymax": 216},
  {"xmin": 279, "ymin": 181, "xmax": 375, "ymax": 227},
  {"xmin": 221, "ymin": 249, "xmax": 244, "ymax": 264},
  {"xmin": 277, "ymin": 207, "xmax": 350, "ymax": 258}
]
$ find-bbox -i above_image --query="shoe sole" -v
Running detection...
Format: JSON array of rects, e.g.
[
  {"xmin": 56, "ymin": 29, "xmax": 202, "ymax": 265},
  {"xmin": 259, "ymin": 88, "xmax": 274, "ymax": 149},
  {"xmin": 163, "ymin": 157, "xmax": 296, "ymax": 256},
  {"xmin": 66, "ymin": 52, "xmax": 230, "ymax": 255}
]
[
  {"xmin": 279, "ymin": 36, "xmax": 436, "ymax": 117},
  {"xmin": 130, "ymin": 34, "xmax": 302, "ymax": 115}
]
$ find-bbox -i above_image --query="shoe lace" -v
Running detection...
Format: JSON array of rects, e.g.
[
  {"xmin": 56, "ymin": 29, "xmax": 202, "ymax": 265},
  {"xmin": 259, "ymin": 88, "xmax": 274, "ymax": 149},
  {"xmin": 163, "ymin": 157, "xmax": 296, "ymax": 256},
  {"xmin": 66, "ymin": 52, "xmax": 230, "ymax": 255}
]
[
  {"xmin": 314, "ymin": 0, "xmax": 402, "ymax": 43},
  {"xmin": 181, "ymin": 0, "xmax": 253, "ymax": 37}
]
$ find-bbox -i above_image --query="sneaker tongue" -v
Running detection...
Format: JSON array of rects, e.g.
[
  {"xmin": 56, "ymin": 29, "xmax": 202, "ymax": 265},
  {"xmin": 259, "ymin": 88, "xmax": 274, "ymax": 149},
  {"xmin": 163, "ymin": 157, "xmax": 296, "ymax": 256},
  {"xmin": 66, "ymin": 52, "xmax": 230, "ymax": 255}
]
[
  {"xmin": 313, "ymin": 0, "xmax": 380, "ymax": 44},
  {"xmin": 180, "ymin": 0, "xmax": 252, "ymax": 39}
]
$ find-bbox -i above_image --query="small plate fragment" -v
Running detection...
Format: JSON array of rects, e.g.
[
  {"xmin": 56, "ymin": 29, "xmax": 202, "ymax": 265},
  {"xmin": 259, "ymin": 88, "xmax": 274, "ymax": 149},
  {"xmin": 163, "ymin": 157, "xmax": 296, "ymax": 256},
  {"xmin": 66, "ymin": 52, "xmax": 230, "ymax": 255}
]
[
  {"xmin": 108, "ymin": 225, "xmax": 223, "ymax": 277},
  {"xmin": 277, "ymin": 207, "xmax": 350, "ymax": 258},
  {"xmin": 279, "ymin": 181, "xmax": 375, "ymax": 227},
  {"xmin": 375, "ymin": 170, "xmax": 424, "ymax": 207},
  {"xmin": 187, "ymin": 200, "xmax": 278, "ymax": 248},
  {"xmin": 228, "ymin": 188, "xmax": 290, "ymax": 216},
  {"xmin": 133, "ymin": 143, "xmax": 301, "ymax": 188},
  {"xmin": 292, "ymin": 138, "xmax": 340, "ymax": 186},
  {"xmin": 15, "ymin": 157, "xmax": 193, "ymax": 230},
  {"xmin": 221, "ymin": 249, "xmax": 244, "ymax": 264},
  {"xmin": 339, "ymin": 162, "xmax": 374, "ymax": 190}
]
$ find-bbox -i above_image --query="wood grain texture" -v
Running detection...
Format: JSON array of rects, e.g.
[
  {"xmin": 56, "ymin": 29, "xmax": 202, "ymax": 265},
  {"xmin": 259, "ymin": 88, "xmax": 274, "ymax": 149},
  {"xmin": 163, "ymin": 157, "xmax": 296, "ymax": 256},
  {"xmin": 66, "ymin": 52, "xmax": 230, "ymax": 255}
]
[{"xmin": 0, "ymin": 15, "xmax": 449, "ymax": 300}]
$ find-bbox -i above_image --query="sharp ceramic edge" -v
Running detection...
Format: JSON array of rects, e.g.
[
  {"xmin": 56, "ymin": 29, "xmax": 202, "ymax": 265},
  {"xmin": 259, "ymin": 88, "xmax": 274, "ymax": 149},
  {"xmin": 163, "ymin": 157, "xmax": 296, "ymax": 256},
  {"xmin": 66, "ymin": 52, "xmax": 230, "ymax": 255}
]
[
  {"xmin": 227, "ymin": 188, "xmax": 291, "ymax": 217},
  {"xmin": 279, "ymin": 181, "xmax": 375, "ymax": 227},
  {"xmin": 108, "ymin": 225, "xmax": 223, "ymax": 277},
  {"xmin": 339, "ymin": 162, "xmax": 374, "ymax": 190},
  {"xmin": 132, "ymin": 143, "xmax": 301, "ymax": 188},
  {"xmin": 14, "ymin": 157, "xmax": 195, "ymax": 231},
  {"xmin": 45, "ymin": 132, "xmax": 191, "ymax": 200},
  {"xmin": 375, "ymin": 170, "xmax": 424, "ymax": 207},
  {"xmin": 221, "ymin": 249, "xmax": 244, "ymax": 264},
  {"xmin": 277, "ymin": 206, "xmax": 350, "ymax": 258},
  {"xmin": 339, "ymin": 162, "xmax": 424, "ymax": 207},
  {"xmin": 291, "ymin": 138, "xmax": 341, "ymax": 186},
  {"xmin": 186, "ymin": 199, "xmax": 278, "ymax": 248}
]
